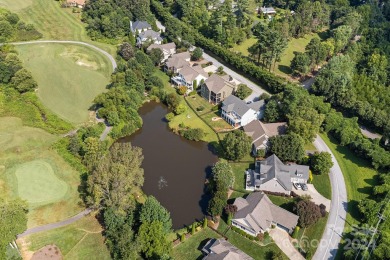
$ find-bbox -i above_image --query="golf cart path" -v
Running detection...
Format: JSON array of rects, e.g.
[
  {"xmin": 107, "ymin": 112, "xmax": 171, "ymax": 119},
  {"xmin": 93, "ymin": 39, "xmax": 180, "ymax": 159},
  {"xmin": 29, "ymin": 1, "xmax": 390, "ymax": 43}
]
[
  {"xmin": 5, "ymin": 40, "xmax": 117, "ymax": 70},
  {"xmin": 17, "ymin": 208, "xmax": 92, "ymax": 238},
  {"xmin": 312, "ymin": 135, "xmax": 347, "ymax": 260}
]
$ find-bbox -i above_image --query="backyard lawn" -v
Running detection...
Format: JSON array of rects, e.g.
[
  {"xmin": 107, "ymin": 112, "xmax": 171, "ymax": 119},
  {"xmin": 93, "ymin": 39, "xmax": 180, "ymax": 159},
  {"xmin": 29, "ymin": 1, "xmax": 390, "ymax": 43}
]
[
  {"xmin": 0, "ymin": 117, "xmax": 83, "ymax": 228},
  {"xmin": 19, "ymin": 214, "xmax": 111, "ymax": 260},
  {"xmin": 172, "ymin": 227, "xmax": 221, "ymax": 260},
  {"xmin": 319, "ymin": 133, "xmax": 378, "ymax": 225},
  {"xmin": 230, "ymin": 162, "xmax": 253, "ymax": 191},
  {"xmin": 186, "ymin": 94, "xmax": 214, "ymax": 115},
  {"xmin": 232, "ymin": 37, "xmax": 258, "ymax": 56},
  {"xmin": 16, "ymin": 43, "xmax": 111, "ymax": 124}
]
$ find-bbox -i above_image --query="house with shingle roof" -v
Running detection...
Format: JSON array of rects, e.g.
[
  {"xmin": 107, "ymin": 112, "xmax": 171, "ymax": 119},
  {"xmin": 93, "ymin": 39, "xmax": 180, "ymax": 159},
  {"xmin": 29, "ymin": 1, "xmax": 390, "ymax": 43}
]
[
  {"xmin": 130, "ymin": 20, "xmax": 152, "ymax": 34},
  {"xmin": 243, "ymin": 120, "xmax": 287, "ymax": 154},
  {"xmin": 202, "ymin": 238, "xmax": 253, "ymax": 260},
  {"xmin": 171, "ymin": 65, "xmax": 208, "ymax": 92},
  {"xmin": 136, "ymin": 30, "xmax": 162, "ymax": 47},
  {"xmin": 164, "ymin": 52, "xmax": 191, "ymax": 73},
  {"xmin": 221, "ymin": 95, "xmax": 264, "ymax": 127},
  {"xmin": 200, "ymin": 74, "xmax": 236, "ymax": 104},
  {"xmin": 232, "ymin": 192, "xmax": 299, "ymax": 235},
  {"xmin": 246, "ymin": 154, "xmax": 309, "ymax": 194},
  {"xmin": 259, "ymin": 7, "xmax": 277, "ymax": 15},
  {"xmin": 66, "ymin": 0, "xmax": 86, "ymax": 8},
  {"xmin": 147, "ymin": 42, "xmax": 176, "ymax": 62}
]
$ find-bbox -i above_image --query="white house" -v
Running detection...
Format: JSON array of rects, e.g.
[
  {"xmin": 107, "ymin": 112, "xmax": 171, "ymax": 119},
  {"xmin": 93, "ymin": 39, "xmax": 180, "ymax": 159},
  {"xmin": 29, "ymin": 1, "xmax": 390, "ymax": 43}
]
[
  {"xmin": 147, "ymin": 42, "xmax": 176, "ymax": 62},
  {"xmin": 221, "ymin": 95, "xmax": 263, "ymax": 127},
  {"xmin": 232, "ymin": 192, "xmax": 299, "ymax": 235},
  {"xmin": 171, "ymin": 65, "xmax": 208, "ymax": 92},
  {"xmin": 245, "ymin": 154, "xmax": 309, "ymax": 194}
]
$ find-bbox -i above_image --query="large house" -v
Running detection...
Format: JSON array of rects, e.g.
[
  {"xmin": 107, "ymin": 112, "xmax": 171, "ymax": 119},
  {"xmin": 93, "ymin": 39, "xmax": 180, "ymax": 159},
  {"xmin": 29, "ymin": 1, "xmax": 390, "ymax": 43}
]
[
  {"xmin": 221, "ymin": 95, "xmax": 264, "ymax": 127},
  {"xmin": 164, "ymin": 52, "xmax": 191, "ymax": 73},
  {"xmin": 130, "ymin": 20, "xmax": 152, "ymax": 34},
  {"xmin": 200, "ymin": 74, "xmax": 236, "ymax": 104},
  {"xmin": 171, "ymin": 65, "xmax": 208, "ymax": 92},
  {"xmin": 243, "ymin": 120, "xmax": 287, "ymax": 154},
  {"xmin": 202, "ymin": 238, "xmax": 253, "ymax": 260},
  {"xmin": 136, "ymin": 30, "xmax": 162, "ymax": 47},
  {"xmin": 147, "ymin": 42, "xmax": 176, "ymax": 62},
  {"xmin": 246, "ymin": 154, "xmax": 309, "ymax": 194},
  {"xmin": 259, "ymin": 7, "xmax": 277, "ymax": 15},
  {"xmin": 232, "ymin": 192, "xmax": 299, "ymax": 235}
]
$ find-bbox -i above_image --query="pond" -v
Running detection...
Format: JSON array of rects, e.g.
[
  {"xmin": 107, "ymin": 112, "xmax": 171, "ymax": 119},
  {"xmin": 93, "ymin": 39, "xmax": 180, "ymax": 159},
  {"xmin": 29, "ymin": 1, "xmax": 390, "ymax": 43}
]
[{"xmin": 119, "ymin": 101, "xmax": 218, "ymax": 229}]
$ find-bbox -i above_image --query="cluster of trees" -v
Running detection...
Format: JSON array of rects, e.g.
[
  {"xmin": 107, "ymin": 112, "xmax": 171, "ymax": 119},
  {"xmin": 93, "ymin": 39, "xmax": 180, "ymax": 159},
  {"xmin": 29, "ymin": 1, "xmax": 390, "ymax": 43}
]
[
  {"xmin": 221, "ymin": 130, "xmax": 252, "ymax": 161},
  {"xmin": 0, "ymin": 47, "xmax": 37, "ymax": 93},
  {"xmin": 294, "ymin": 197, "xmax": 325, "ymax": 228},
  {"xmin": 249, "ymin": 22, "xmax": 288, "ymax": 71},
  {"xmin": 179, "ymin": 128, "xmax": 204, "ymax": 141},
  {"xmin": 85, "ymin": 143, "xmax": 173, "ymax": 259},
  {"xmin": 269, "ymin": 133, "xmax": 305, "ymax": 162},
  {"xmin": 82, "ymin": 0, "xmax": 154, "ymax": 40},
  {"xmin": 94, "ymin": 43, "xmax": 164, "ymax": 139},
  {"xmin": 310, "ymin": 152, "xmax": 333, "ymax": 175},
  {"xmin": 207, "ymin": 160, "xmax": 234, "ymax": 221},
  {"xmin": 0, "ymin": 8, "xmax": 41, "ymax": 42},
  {"xmin": 234, "ymin": 83, "xmax": 252, "ymax": 100},
  {"xmin": 0, "ymin": 199, "xmax": 28, "ymax": 259}
]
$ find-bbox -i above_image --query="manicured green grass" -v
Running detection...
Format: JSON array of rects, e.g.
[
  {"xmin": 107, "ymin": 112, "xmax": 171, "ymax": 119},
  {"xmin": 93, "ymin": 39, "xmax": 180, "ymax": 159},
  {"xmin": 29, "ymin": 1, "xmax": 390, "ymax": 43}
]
[
  {"xmin": 232, "ymin": 37, "xmax": 258, "ymax": 56},
  {"xmin": 16, "ymin": 43, "xmax": 111, "ymax": 124},
  {"xmin": 319, "ymin": 133, "xmax": 378, "ymax": 225},
  {"xmin": 21, "ymin": 214, "xmax": 111, "ymax": 260},
  {"xmin": 15, "ymin": 160, "xmax": 68, "ymax": 207},
  {"xmin": 312, "ymin": 173, "xmax": 332, "ymax": 200},
  {"xmin": 275, "ymin": 34, "xmax": 319, "ymax": 78},
  {"xmin": 0, "ymin": 0, "xmax": 116, "ymax": 55},
  {"xmin": 304, "ymin": 142, "xmax": 317, "ymax": 151},
  {"xmin": 186, "ymin": 94, "xmax": 214, "ymax": 115},
  {"xmin": 172, "ymin": 228, "xmax": 221, "ymax": 260},
  {"xmin": 298, "ymin": 214, "xmax": 329, "ymax": 257},
  {"xmin": 268, "ymin": 195, "xmax": 296, "ymax": 212},
  {"xmin": 0, "ymin": 117, "xmax": 83, "ymax": 228},
  {"xmin": 153, "ymin": 69, "xmax": 173, "ymax": 90},
  {"xmin": 201, "ymin": 112, "xmax": 234, "ymax": 132},
  {"xmin": 230, "ymin": 162, "xmax": 253, "ymax": 191}
]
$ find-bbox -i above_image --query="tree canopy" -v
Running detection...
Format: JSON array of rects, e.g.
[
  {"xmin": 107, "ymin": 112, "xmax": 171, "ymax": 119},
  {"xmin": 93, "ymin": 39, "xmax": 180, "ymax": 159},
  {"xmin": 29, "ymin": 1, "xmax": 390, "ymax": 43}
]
[
  {"xmin": 222, "ymin": 130, "xmax": 252, "ymax": 161},
  {"xmin": 139, "ymin": 196, "xmax": 172, "ymax": 234},
  {"xmin": 269, "ymin": 134, "xmax": 305, "ymax": 162}
]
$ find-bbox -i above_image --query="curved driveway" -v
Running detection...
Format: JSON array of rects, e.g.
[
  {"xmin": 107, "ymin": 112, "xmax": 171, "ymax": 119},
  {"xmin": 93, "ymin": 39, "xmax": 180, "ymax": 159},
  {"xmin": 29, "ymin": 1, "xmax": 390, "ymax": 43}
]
[
  {"xmin": 313, "ymin": 135, "xmax": 347, "ymax": 260},
  {"xmin": 4, "ymin": 40, "xmax": 117, "ymax": 71}
]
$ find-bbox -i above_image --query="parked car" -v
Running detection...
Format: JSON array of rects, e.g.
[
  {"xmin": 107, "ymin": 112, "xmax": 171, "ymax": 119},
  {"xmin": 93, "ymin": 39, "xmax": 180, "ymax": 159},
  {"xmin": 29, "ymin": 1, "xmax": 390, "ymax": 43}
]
[
  {"xmin": 293, "ymin": 183, "xmax": 301, "ymax": 190},
  {"xmin": 300, "ymin": 183, "xmax": 308, "ymax": 191}
]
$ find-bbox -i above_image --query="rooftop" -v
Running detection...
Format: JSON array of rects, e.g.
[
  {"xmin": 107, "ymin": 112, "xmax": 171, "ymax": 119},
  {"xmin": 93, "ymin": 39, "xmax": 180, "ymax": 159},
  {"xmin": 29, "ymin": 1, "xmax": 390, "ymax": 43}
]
[
  {"xmin": 147, "ymin": 42, "xmax": 176, "ymax": 52},
  {"xmin": 204, "ymin": 74, "xmax": 236, "ymax": 93},
  {"xmin": 202, "ymin": 239, "xmax": 253, "ymax": 260},
  {"xmin": 179, "ymin": 65, "xmax": 208, "ymax": 82},
  {"xmin": 222, "ymin": 95, "xmax": 252, "ymax": 117},
  {"xmin": 131, "ymin": 20, "xmax": 152, "ymax": 31}
]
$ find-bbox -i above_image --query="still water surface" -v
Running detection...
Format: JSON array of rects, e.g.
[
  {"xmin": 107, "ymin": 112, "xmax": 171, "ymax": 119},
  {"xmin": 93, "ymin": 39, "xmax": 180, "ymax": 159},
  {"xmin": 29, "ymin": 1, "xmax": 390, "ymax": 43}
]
[{"xmin": 120, "ymin": 101, "xmax": 218, "ymax": 229}]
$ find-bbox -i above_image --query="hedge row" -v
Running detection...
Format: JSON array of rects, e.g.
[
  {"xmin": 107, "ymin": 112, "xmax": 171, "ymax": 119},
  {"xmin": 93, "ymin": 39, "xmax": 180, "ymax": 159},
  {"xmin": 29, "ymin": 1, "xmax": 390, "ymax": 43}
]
[{"xmin": 150, "ymin": 0, "xmax": 287, "ymax": 94}]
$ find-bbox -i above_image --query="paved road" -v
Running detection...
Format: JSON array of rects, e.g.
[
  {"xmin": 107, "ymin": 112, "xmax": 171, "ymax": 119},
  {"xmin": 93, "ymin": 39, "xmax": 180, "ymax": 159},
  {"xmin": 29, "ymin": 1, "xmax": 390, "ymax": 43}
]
[
  {"xmin": 4, "ymin": 40, "xmax": 117, "ymax": 71},
  {"xmin": 202, "ymin": 52, "xmax": 268, "ymax": 102},
  {"xmin": 18, "ymin": 208, "xmax": 92, "ymax": 238},
  {"xmin": 312, "ymin": 135, "xmax": 347, "ymax": 260}
]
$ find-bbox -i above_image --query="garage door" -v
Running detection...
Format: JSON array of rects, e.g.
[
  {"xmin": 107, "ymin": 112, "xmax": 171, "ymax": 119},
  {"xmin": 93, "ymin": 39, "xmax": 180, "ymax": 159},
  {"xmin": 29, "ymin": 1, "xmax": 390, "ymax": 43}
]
[{"xmin": 277, "ymin": 224, "xmax": 290, "ymax": 233}]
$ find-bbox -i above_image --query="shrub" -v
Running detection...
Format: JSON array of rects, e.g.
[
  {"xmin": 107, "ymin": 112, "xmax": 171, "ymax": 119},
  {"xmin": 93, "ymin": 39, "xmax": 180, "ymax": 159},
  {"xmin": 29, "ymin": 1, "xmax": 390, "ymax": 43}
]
[
  {"xmin": 180, "ymin": 233, "xmax": 186, "ymax": 242},
  {"xmin": 188, "ymin": 90, "xmax": 197, "ymax": 96},
  {"xmin": 212, "ymin": 105, "xmax": 219, "ymax": 111},
  {"xmin": 174, "ymin": 103, "xmax": 187, "ymax": 115},
  {"xmin": 292, "ymin": 226, "xmax": 300, "ymax": 238},
  {"xmin": 196, "ymin": 106, "xmax": 205, "ymax": 112},
  {"xmin": 179, "ymin": 128, "xmax": 204, "ymax": 141},
  {"xmin": 257, "ymin": 233, "xmax": 264, "ymax": 241},
  {"xmin": 319, "ymin": 204, "xmax": 327, "ymax": 217},
  {"xmin": 264, "ymin": 232, "xmax": 270, "ymax": 240},
  {"xmin": 235, "ymin": 84, "xmax": 252, "ymax": 100},
  {"xmin": 191, "ymin": 223, "xmax": 196, "ymax": 235},
  {"xmin": 165, "ymin": 112, "xmax": 175, "ymax": 122},
  {"xmin": 177, "ymin": 86, "xmax": 187, "ymax": 95},
  {"xmin": 203, "ymin": 218, "xmax": 208, "ymax": 228},
  {"xmin": 294, "ymin": 199, "xmax": 322, "ymax": 227}
]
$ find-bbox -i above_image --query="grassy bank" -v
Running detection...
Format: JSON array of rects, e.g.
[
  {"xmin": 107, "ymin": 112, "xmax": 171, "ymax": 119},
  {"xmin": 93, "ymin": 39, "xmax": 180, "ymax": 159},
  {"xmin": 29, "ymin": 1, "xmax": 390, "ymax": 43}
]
[
  {"xmin": 16, "ymin": 43, "xmax": 111, "ymax": 124},
  {"xmin": 312, "ymin": 172, "xmax": 332, "ymax": 200},
  {"xmin": 319, "ymin": 133, "xmax": 378, "ymax": 225},
  {"xmin": 19, "ymin": 214, "xmax": 110, "ymax": 260}
]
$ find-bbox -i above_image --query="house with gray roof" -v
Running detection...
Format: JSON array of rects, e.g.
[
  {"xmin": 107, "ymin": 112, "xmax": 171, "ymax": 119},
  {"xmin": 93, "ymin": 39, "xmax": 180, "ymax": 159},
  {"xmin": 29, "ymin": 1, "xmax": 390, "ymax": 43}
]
[
  {"xmin": 136, "ymin": 30, "xmax": 162, "ymax": 47},
  {"xmin": 232, "ymin": 192, "xmax": 299, "ymax": 235},
  {"xmin": 202, "ymin": 238, "xmax": 253, "ymax": 260},
  {"xmin": 243, "ymin": 120, "xmax": 287, "ymax": 154},
  {"xmin": 259, "ymin": 7, "xmax": 276, "ymax": 15},
  {"xmin": 147, "ymin": 42, "xmax": 176, "ymax": 62},
  {"xmin": 246, "ymin": 154, "xmax": 309, "ymax": 194},
  {"xmin": 164, "ymin": 52, "xmax": 191, "ymax": 73},
  {"xmin": 130, "ymin": 20, "xmax": 152, "ymax": 34},
  {"xmin": 171, "ymin": 64, "xmax": 208, "ymax": 92},
  {"xmin": 221, "ymin": 95, "xmax": 264, "ymax": 127},
  {"xmin": 201, "ymin": 74, "xmax": 236, "ymax": 104}
]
